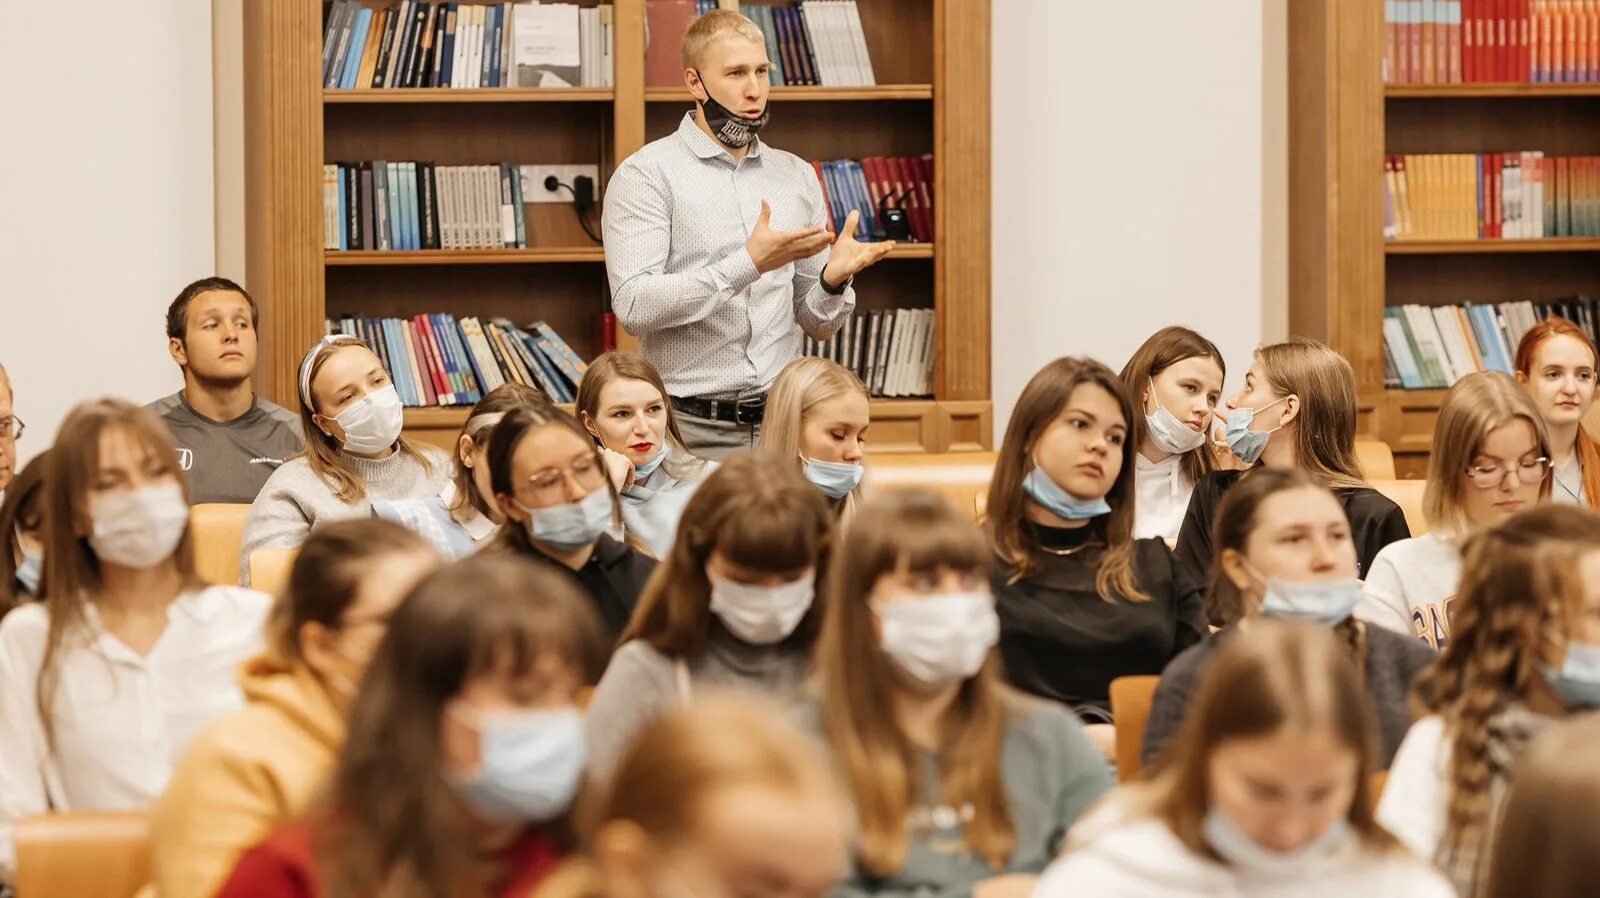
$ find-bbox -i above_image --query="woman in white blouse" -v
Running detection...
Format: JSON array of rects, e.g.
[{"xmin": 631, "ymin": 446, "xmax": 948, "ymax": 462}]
[
  {"xmin": 0, "ymin": 399, "xmax": 270, "ymax": 884},
  {"xmin": 1119, "ymin": 327, "xmax": 1228, "ymax": 544}
]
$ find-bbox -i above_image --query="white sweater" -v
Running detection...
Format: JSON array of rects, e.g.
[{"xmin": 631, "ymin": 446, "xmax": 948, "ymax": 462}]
[
  {"xmin": 1374, "ymin": 715, "xmax": 1451, "ymax": 872},
  {"xmin": 1133, "ymin": 453, "xmax": 1194, "ymax": 544},
  {"xmin": 1039, "ymin": 796, "xmax": 1454, "ymax": 898},
  {"xmin": 1356, "ymin": 532, "xmax": 1460, "ymax": 649}
]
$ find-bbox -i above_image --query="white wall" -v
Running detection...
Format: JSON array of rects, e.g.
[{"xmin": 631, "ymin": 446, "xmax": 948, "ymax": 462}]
[
  {"xmin": 992, "ymin": 1, "xmax": 1283, "ymax": 438},
  {"xmin": 0, "ymin": 4, "xmax": 215, "ymax": 463}
]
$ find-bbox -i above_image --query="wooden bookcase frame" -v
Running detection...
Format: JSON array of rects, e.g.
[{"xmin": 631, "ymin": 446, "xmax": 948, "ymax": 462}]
[{"xmin": 243, "ymin": 0, "xmax": 991, "ymax": 454}]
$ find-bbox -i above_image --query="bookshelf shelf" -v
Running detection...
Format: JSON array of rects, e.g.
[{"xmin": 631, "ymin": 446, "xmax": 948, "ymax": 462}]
[
  {"xmin": 644, "ymin": 84, "xmax": 934, "ymax": 102},
  {"xmin": 1384, "ymin": 238, "xmax": 1600, "ymax": 255},
  {"xmin": 1385, "ymin": 83, "xmax": 1600, "ymax": 98},
  {"xmin": 323, "ymin": 88, "xmax": 615, "ymax": 103},
  {"xmin": 326, "ymin": 248, "xmax": 607, "ymax": 265}
]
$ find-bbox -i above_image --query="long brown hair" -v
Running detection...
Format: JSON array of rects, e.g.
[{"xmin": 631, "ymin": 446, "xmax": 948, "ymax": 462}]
[
  {"xmin": 448, "ymin": 383, "xmax": 550, "ymax": 525},
  {"xmin": 0, "ymin": 450, "xmax": 51, "ymax": 614},
  {"xmin": 1252, "ymin": 339, "xmax": 1367, "ymax": 489},
  {"xmin": 1513, "ymin": 316, "xmax": 1600, "ymax": 508},
  {"xmin": 1409, "ymin": 504, "xmax": 1600, "ymax": 870},
  {"xmin": 620, "ymin": 454, "xmax": 833, "ymax": 658},
  {"xmin": 1119, "ymin": 326, "xmax": 1227, "ymax": 485},
  {"xmin": 1486, "ymin": 715, "xmax": 1600, "ymax": 898},
  {"xmin": 577, "ymin": 352, "xmax": 707, "ymax": 483},
  {"xmin": 36, "ymin": 399, "xmax": 201, "ymax": 748},
  {"xmin": 319, "ymin": 554, "xmax": 606, "ymax": 898},
  {"xmin": 297, "ymin": 335, "xmax": 435, "ymax": 503},
  {"xmin": 814, "ymin": 489, "xmax": 1016, "ymax": 876},
  {"xmin": 486, "ymin": 405, "xmax": 625, "ymax": 557},
  {"xmin": 759, "ymin": 357, "xmax": 869, "ymax": 521},
  {"xmin": 1425, "ymin": 372, "xmax": 1552, "ymax": 535},
  {"xmin": 1141, "ymin": 619, "xmax": 1392, "ymax": 854},
  {"xmin": 266, "ymin": 518, "xmax": 438, "ymax": 663},
  {"xmin": 986, "ymin": 357, "xmax": 1145, "ymax": 599}
]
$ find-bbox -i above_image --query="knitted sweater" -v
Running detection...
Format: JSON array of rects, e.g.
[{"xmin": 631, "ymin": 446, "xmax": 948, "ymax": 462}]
[{"xmin": 238, "ymin": 446, "xmax": 452, "ymax": 584}]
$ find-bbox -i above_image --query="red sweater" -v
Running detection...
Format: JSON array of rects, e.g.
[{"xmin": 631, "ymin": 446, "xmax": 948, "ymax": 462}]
[{"xmin": 214, "ymin": 819, "xmax": 565, "ymax": 898}]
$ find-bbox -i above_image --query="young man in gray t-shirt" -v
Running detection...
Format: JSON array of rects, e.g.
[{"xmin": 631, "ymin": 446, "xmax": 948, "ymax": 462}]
[{"xmin": 147, "ymin": 277, "xmax": 303, "ymax": 505}]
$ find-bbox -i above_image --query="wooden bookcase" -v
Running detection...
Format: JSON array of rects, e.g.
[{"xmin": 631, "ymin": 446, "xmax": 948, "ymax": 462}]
[
  {"xmin": 242, "ymin": 0, "xmax": 991, "ymax": 455},
  {"xmin": 1290, "ymin": 1, "xmax": 1600, "ymax": 478}
]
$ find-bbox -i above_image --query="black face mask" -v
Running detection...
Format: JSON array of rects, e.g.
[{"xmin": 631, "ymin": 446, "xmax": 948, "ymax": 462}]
[{"xmin": 691, "ymin": 69, "xmax": 770, "ymax": 149}]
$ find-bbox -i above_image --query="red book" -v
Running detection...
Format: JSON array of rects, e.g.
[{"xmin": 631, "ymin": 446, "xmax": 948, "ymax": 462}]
[
  {"xmin": 403, "ymin": 320, "xmax": 437, "ymax": 406},
  {"xmin": 414, "ymin": 314, "xmax": 451, "ymax": 403},
  {"xmin": 915, "ymin": 154, "xmax": 936, "ymax": 242},
  {"xmin": 1523, "ymin": 0, "xmax": 1534, "ymax": 80},
  {"xmin": 1410, "ymin": 2, "xmax": 1425, "ymax": 80},
  {"xmin": 644, "ymin": 0, "xmax": 697, "ymax": 87},
  {"xmin": 1465, "ymin": 0, "xmax": 1478, "ymax": 80}
]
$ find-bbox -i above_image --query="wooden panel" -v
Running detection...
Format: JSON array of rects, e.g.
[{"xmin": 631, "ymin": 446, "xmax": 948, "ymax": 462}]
[
  {"xmin": 245, "ymin": 0, "xmax": 327, "ymax": 409},
  {"xmin": 1394, "ymin": 453, "xmax": 1431, "ymax": 480},
  {"xmin": 864, "ymin": 400, "xmax": 939, "ymax": 454},
  {"xmin": 644, "ymin": 101, "xmax": 933, "ymax": 159},
  {"xmin": 1387, "ymin": 238, "xmax": 1600, "ymax": 254},
  {"xmin": 934, "ymin": 0, "xmax": 990, "ymax": 402},
  {"xmin": 1388, "ymin": 83, "xmax": 1600, "ymax": 98},
  {"xmin": 937, "ymin": 401, "xmax": 994, "ymax": 453},
  {"xmin": 324, "ymin": 88, "xmax": 616, "ymax": 103},
  {"xmin": 851, "ymin": 259, "xmax": 933, "ymax": 312},
  {"xmin": 1387, "ymin": 253, "xmax": 1600, "ymax": 306},
  {"xmin": 1390, "ymin": 394, "xmax": 1442, "ymax": 455},
  {"xmin": 1387, "ymin": 97, "xmax": 1600, "ymax": 155}
]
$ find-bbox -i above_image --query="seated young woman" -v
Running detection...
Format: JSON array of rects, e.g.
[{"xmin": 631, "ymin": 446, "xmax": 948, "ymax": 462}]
[
  {"xmin": 214, "ymin": 554, "xmax": 607, "ymax": 898},
  {"xmin": 584, "ymin": 454, "xmax": 832, "ymax": 780},
  {"xmin": 1174, "ymin": 339, "xmax": 1409, "ymax": 596},
  {"xmin": 371, "ymin": 382, "xmax": 547, "ymax": 558},
  {"xmin": 577, "ymin": 352, "xmax": 715, "ymax": 558},
  {"xmin": 1118, "ymin": 327, "xmax": 1227, "ymax": 544},
  {"xmin": 1358, "ymin": 372, "xmax": 1551, "ymax": 648},
  {"xmin": 1378, "ymin": 504, "xmax": 1600, "ymax": 896},
  {"xmin": 1141, "ymin": 468, "xmax": 1435, "ymax": 770},
  {"xmin": 1040, "ymin": 620, "xmax": 1453, "ymax": 897},
  {"xmin": 537, "ymin": 696, "xmax": 853, "ymax": 898},
  {"xmin": 148, "ymin": 519, "xmax": 440, "ymax": 898},
  {"xmin": 486, "ymin": 404, "xmax": 657, "ymax": 647},
  {"xmin": 987, "ymin": 357, "xmax": 1206, "ymax": 743},
  {"xmin": 0, "ymin": 450, "xmax": 49, "ymax": 614},
  {"xmin": 1485, "ymin": 715, "xmax": 1600, "ymax": 898},
  {"xmin": 759, "ymin": 357, "xmax": 868, "ymax": 523},
  {"xmin": 798, "ymin": 489, "xmax": 1113, "ymax": 898},
  {"xmin": 1514, "ymin": 316, "xmax": 1600, "ymax": 508},
  {"xmin": 0, "ymin": 400, "xmax": 271, "ymax": 884},
  {"xmin": 241, "ymin": 334, "xmax": 451, "ymax": 581}
]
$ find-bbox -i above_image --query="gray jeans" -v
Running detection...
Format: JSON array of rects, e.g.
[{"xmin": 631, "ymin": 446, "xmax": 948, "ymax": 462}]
[{"xmin": 675, "ymin": 410, "xmax": 761, "ymax": 462}]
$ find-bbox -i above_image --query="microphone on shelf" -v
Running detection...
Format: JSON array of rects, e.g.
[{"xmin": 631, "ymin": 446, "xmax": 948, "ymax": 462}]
[{"xmin": 877, "ymin": 188, "xmax": 915, "ymax": 242}]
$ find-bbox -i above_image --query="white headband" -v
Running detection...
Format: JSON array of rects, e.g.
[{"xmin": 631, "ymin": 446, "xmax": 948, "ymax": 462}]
[{"xmin": 297, "ymin": 333, "xmax": 363, "ymax": 409}]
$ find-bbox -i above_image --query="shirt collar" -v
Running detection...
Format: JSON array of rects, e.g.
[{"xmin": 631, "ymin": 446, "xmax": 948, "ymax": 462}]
[
  {"xmin": 676, "ymin": 111, "xmax": 765, "ymax": 163},
  {"xmin": 438, "ymin": 481, "xmax": 498, "ymax": 541}
]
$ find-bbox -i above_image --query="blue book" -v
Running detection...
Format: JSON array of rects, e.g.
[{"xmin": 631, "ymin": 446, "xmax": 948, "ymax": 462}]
[
  {"xmin": 380, "ymin": 319, "xmax": 411, "ymax": 405},
  {"xmin": 520, "ymin": 329, "xmax": 572, "ymax": 401},
  {"xmin": 363, "ymin": 319, "xmax": 392, "ymax": 390},
  {"xmin": 395, "ymin": 163, "xmax": 412, "ymax": 251},
  {"xmin": 440, "ymin": 3, "xmax": 457, "ymax": 87},
  {"xmin": 446, "ymin": 315, "xmax": 484, "ymax": 402},
  {"xmin": 820, "ymin": 162, "xmax": 848, "ymax": 234},
  {"xmin": 404, "ymin": 162, "xmax": 421, "ymax": 251},
  {"xmin": 432, "ymin": 313, "xmax": 472, "ymax": 401},
  {"xmin": 341, "ymin": 7, "xmax": 373, "ymax": 89},
  {"xmin": 1382, "ymin": 311, "xmax": 1424, "ymax": 389},
  {"xmin": 1472, "ymin": 305, "xmax": 1514, "ymax": 373},
  {"xmin": 454, "ymin": 319, "xmax": 493, "ymax": 396},
  {"xmin": 488, "ymin": 3, "xmax": 505, "ymax": 88},
  {"xmin": 385, "ymin": 162, "xmax": 402, "ymax": 250},
  {"xmin": 481, "ymin": 4, "xmax": 498, "ymax": 88},
  {"xmin": 336, "ymin": 167, "xmax": 348, "ymax": 250},
  {"xmin": 845, "ymin": 160, "xmax": 881, "ymax": 239}
]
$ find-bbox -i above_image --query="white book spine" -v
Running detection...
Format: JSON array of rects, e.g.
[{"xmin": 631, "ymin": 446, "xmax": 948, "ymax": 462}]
[{"xmin": 845, "ymin": 1, "xmax": 875, "ymax": 85}]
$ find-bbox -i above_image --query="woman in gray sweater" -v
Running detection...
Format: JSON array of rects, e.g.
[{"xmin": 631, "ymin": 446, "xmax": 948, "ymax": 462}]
[
  {"xmin": 239, "ymin": 335, "xmax": 450, "ymax": 583},
  {"xmin": 583, "ymin": 454, "xmax": 834, "ymax": 782}
]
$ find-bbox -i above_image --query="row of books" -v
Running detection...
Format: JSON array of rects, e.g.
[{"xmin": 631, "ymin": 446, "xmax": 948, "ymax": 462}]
[
  {"xmin": 812, "ymin": 156, "xmax": 935, "ymax": 243},
  {"xmin": 322, "ymin": 161, "xmax": 530, "ymax": 252},
  {"xmin": 332, "ymin": 315, "xmax": 588, "ymax": 405},
  {"xmin": 1384, "ymin": 0, "xmax": 1600, "ymax": 84},
  {"xmin": 321, "ymin": 2, "xmax": 615, "ymax": 91},
  {"xmin": 1381, "ymin": 299, "xmax": 1596, "ymax": 388},
  {"xmin": 646, "ymin": 0, "xmax": 877, "ymax": 87},
  {"xmin": 1383, "ymin": 153, "xmax": 1600, "ymax": 240},
  {"xmin": 802, "ymin": 308, "xmax": 935, "ymax": 398}
]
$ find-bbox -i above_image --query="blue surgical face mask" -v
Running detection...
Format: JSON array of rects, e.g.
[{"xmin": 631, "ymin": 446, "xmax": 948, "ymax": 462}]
[
  {"xmin": 451, "ymin": 707, "xmax": 586, "ymax": 824},
  {"xmin": 1203, "ymin": 807, "xmax": 1353, "ymax": 877},
  {"xmin": 1242, "ymin": 558, "xmax": 1360, "ymax": 626},
  {"xmin": 1223, "ymin": 396, "xmax": 1290, "ymax": 466},
  {"xmin": 801, "ymin": 456, "xmax": 864, "ymax": 500},
  {"xmin": 15, "ymin": 549, "xmax": 41, "ymax": 594},
  {"xmin": 519, "ymin": 487, "xmax": 615, "ymax": 550},
  {"xmin": 1145, "ymin": 378, "xmax": 1209, "ymax": 455},
  {"xmin": 1023, "ymin": 465, "xmax": 1112, "ymax": 521},
  {"xmin": 632, "ymin": 443, "xmax": 669, "ymax": 480},
  {"xmin": 1541, "ymin": 642, "xmax": 1600, "ymax": 709}
]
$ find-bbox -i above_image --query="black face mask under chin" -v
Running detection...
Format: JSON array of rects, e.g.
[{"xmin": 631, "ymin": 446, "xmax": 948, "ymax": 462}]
[{"xmin": 691, "ymin": 70, "xmax": 770, "ymax": 149}]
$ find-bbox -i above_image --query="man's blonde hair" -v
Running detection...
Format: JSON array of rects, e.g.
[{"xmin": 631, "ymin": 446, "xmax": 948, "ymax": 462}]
[{"xmin": 681, "ymin": 9, "xmax": 765, "ymax": 70}]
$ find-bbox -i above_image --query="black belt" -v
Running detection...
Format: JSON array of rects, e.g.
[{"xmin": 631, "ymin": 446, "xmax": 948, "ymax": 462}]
[{"xmin": 671, "ymin": 394, "xmax": 767, "ymax": 425}]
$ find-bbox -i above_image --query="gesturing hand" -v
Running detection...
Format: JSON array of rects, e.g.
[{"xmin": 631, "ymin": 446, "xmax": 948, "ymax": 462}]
[
  {"xmin": 821, "ymin": 209, "xmax": 895, "ymax": 287},
  {"xmin": 746, "ymin": 200, "xmax": 834, "ymax": 274}
]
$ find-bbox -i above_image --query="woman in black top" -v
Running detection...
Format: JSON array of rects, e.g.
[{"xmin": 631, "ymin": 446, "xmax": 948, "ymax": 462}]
[
  {"xmin": 987, "ymin": 357, "xmax": 1207, "ymax": 756},
  {"xmin": 1174, "ymin": 338, "xmax": 1410, "ymax": 607}
]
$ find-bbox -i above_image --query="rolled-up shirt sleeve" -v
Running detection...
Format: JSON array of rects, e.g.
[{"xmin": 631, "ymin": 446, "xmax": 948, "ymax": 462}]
[{"xmin": 790, "ymin": 165, "xmax": 855, "ymax": 341}]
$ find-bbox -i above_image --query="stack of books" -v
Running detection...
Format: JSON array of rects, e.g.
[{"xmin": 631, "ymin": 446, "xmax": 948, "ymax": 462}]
[
  {"xmin": 647, "ymin": 0, "xmax": 876, "ymax": 87},
  {"xmin": 1383, "ymin": 152, "xmax": 1600, "ymax": 240},
  {"xmin": 322, "ymin": 1, "xmax": 614, "ymax": 90},
  {"xmin": 1382, "ymin": 299, "xmax": 1598, "ymax": 388},
  {"xmin": 812, "ymin": 156, "xmax": 934, "ymax": 243},
  {"xmin": 803, "ymin": 309, "xmax": 935, "ymax": 398},
  {"xmin": 322, "ymin": 161, "xmax": 531, "ymax": 252},
  {"xmin": 1383, "ymin": 0, "xmax": 1600, "ymax": 85},
  {"xmin": 331, "ymin": 315, "xmax": 588, "ymax": 405}
]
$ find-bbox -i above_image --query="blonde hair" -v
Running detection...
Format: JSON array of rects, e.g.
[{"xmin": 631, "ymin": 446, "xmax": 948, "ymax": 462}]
[
  {"xmin": 1425, "ymin": 371, "xmax": 1552, "ymax": 535},
  {"xmin": 680, "ymin": 9, "xmax": 765, "ymax": 70},
  {"xmin": 297, "ymin": 335, "xmax": 435, "ymax": 504},
  {"xmin": 759, "ymin": 357, "xmax": 868, "ymax": 522},
  {"xmin": 0, "ymin": 361, "xmax": 11, "ymax": 401},
  {"xmin": 1254, "ymin": 339, "xmax": 1367, "ymax": 489}
]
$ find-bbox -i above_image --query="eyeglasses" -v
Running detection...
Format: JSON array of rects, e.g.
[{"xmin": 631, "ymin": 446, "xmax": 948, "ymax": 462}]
[
  {"xmin": 1464, "ymin": 456, "xmax": 1552, "ymax": 489},
  {"xmin": 0, "ymin": 416, "xmax": 24, "ymax": 440},
  {"xmin": 518, "ymin": 455, "xmax": 608, "ymax": 506}
]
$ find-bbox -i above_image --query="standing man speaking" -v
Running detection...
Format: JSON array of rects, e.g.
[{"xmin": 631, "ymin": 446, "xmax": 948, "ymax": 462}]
[{"xmin": 603, "ymin": 10, "xmax": 893, "ymax": 460}]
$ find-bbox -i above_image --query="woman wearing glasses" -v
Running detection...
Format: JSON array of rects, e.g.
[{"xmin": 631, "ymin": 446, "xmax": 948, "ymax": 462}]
[
  {"xmin": 485, "ymin": 405, "xmax": 657, "ymax": 654},
  {"xmin": 1357, "ymin": 373, "xmax": 1551, "ymax": 648}
]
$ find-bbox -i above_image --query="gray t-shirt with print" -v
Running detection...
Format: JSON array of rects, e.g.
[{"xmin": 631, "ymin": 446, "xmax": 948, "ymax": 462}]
[{"xmin": 147, "ymin": 392, "xmax": 304, "ymax": 505}]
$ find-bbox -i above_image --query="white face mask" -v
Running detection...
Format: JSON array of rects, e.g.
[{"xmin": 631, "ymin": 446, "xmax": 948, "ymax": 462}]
[
  {"xmin": 89, "ymin": 482, "xmax": 190, "ymax": 569},
  {"xmin": 328, "ymin": 385, "xmax": 404, "ymax": 455},
  {"xmin": 708, "ymin": 570, "xmax": 816, "ymax": 645},
  {"xmin": 874, "ymin": 592, "xmax": 999, "ymax": 690},
  {"xmin": 1145, "ymin": 378, "xmax": 1208, "ymax": 455}
]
